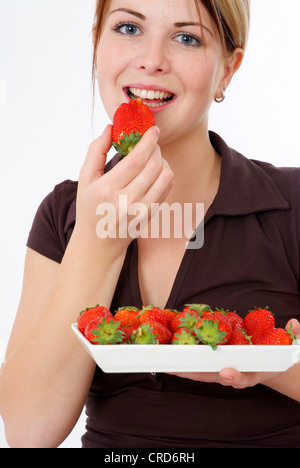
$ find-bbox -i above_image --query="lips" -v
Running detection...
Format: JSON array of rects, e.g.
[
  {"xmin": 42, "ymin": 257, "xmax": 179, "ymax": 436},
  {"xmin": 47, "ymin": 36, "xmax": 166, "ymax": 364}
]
[{"xmin": 125, "ymin": 85, "xmax": 175, "ymax": 109}]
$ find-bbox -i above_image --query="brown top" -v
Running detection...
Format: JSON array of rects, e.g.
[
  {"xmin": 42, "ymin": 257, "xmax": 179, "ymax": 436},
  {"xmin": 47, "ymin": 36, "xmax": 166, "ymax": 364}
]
[{"xmin": 27, "ymin": 132, "xmax": 300, "ymax": 448}]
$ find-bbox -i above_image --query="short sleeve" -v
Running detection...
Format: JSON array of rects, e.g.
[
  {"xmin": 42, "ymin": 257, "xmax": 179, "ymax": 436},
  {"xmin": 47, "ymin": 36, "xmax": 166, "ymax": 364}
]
[
  {"xmin": 26, "ymin": 180, "xmax": 78, "ymax": 263},
  {"xmin": 26, "ymin": 155, "xmax": 121, "ymax": 263}
]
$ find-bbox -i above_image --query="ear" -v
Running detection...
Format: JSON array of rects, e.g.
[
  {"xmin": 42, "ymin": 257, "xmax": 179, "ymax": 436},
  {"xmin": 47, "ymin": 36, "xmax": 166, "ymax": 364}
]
[{"xmin": 215, "ymin": 48, "xmax": 244, "ymax": 100}]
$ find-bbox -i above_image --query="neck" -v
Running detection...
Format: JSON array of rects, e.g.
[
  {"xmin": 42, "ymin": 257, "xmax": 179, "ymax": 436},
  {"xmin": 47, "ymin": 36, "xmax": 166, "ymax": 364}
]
[{"xmin": 160, "ymin": 125, "xmax": 221, "ymax": 204}]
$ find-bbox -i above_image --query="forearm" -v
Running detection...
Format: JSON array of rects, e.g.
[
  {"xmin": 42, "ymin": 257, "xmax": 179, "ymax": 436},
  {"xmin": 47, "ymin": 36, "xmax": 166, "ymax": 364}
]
[
  {"xmin": 263, "ymin": 362, "xmax": 300, "ymax": 402},
  {"xmin": 0, "ymin": 237, "xmax": 126, "ymax": 448}
]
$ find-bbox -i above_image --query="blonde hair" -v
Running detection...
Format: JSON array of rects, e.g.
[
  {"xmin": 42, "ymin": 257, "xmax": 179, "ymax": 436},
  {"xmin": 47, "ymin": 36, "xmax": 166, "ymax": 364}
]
[
  {"xmin": 92, "ymin": 0, "xmax": 250, "ymax": 79},
  {"xmin": 200, "ymin": 0, "xmax": 250, "ymax": 53}
]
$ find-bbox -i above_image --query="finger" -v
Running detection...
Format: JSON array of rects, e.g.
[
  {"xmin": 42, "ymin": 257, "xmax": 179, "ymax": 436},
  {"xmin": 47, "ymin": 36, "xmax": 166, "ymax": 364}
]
[
  {"xmin": 286, "ymin": 318, "xmax": 300, "ymax": 338},
  {"xmin": 109, "ymin": 126, "xmax": 160, "ymax": 189},
  {"xmin": 79, "ymin": 124, "xmax": 112, "ymax": 185},
  {"xmin": 219, "ymin": 368, "xmax": 250, "ymax": 388},
  {"xmin": 126, "ymin": 144, "xmax": 164, "ymax": 200},
  {"xmin": 143, "ymin": 158, "xmax": 174, "ymax": 205}
]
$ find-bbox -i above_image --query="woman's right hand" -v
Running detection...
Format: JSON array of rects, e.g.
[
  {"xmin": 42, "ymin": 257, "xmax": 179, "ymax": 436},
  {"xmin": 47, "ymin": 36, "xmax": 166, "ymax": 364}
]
[
  {"xmin": 0, "ymin": 125, "xmax": 175, "ymax": 449},
  {"xmin": 74, "ymin": 124, "xmax": 174, "ymax": 258}
]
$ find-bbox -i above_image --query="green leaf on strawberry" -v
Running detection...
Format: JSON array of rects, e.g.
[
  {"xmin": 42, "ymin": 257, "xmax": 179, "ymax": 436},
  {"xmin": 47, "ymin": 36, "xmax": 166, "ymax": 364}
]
[
  {"xmin": 113, "ymin": 131, "xmax": 142, "ymax": 157},
  {"xmin": 130, "ymin": 323, "xmax": 158, "ymax": 344},
  {"xmin": 194, "ymin": 318, "xmax": 229, "ymax": 350},
  {"xmin": 91, "ymin": 319, "xmax": 126, "ymax": 345},
  {"xmin": 172, "ymin": 329, "xmax": 200, "ymax": 345}
]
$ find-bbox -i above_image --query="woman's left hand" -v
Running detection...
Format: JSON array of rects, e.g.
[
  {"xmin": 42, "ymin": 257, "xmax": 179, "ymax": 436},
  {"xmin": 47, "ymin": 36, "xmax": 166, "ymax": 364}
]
[{"xmin": 168, "ymin": 318, "xmax": 300, "ymax": 389}]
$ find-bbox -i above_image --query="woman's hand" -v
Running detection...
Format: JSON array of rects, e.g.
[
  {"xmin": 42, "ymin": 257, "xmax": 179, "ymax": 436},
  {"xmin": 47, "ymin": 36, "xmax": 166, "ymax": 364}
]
[
  {"xmin": 168, "ymin": 318, "xmax": 300, "ymax": 391},
  {"xmin": 73, "ymin": 124, "xmax": 174, "ymax": 258}
]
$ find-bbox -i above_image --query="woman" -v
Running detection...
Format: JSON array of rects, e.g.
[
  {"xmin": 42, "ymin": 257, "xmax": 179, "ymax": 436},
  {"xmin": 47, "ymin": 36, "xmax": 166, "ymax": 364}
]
[{"xmin": 1, "ymin": 0, "xmax": 300, "ymax": 448}]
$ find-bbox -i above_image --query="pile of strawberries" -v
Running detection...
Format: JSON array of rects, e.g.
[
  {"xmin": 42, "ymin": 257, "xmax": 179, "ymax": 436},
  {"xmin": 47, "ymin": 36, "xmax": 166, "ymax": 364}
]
[{"xmin": 77, "ymin": 303, "xmax": 296, "ymax": 349}]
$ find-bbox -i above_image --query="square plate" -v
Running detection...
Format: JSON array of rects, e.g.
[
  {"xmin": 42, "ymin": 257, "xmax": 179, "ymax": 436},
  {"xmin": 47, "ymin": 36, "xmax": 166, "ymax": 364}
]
[{"xmin": 71, "ymin": 323, "xmax": 300, "ymax": 373}]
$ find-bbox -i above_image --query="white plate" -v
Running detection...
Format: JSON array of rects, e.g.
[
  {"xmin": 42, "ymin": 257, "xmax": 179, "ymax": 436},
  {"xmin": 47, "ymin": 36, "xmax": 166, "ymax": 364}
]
[{"xmin": 71, "ymin": 323, "xmax": 300, "ymax": 373}]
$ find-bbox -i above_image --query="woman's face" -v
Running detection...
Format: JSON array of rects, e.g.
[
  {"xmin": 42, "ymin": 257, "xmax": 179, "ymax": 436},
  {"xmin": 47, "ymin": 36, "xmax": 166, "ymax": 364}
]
[{"xmin": 96, "ymin": 0, "xmax": 229, "ymax": 145}]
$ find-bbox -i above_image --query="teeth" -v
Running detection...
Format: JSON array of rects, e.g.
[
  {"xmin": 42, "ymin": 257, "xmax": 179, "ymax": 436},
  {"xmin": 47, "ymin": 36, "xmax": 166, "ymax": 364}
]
[
  {"xmin": 129, "ymin": 87, "xmax": 173, "ymax": 101},
  {"xmin": 147, "ymin": 101, "xmax": 166, "ymax": 108}
]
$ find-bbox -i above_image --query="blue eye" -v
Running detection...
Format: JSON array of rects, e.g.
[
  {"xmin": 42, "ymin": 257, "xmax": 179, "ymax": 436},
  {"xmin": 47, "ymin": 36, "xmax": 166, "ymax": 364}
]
[
  {"xmin": 175, "ymin": 33, "xmax": 202, "ymax": 48},
  {"xmin": 113, "ymin": 22, "xmax": 141, "ymax": 36}
]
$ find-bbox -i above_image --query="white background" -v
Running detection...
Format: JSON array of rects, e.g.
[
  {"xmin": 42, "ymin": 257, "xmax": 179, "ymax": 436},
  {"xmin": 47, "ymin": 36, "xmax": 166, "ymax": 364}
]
[{"xmin": 0, "ymin": 0, "xmax": 299, "ymax": 448}]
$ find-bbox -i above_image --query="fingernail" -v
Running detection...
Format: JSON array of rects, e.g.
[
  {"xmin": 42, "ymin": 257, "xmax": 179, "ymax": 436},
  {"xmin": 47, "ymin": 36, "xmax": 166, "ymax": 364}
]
[
  {"xmin": 153, "ymin": 126, "xmax": 160, "ymax": 138},
  {"xmin": 222, "ymin": 376, "xmax": 233, "ymax": 383},
  {"xmin": 220, "ymin": 371, "xmax": 233, "ymax": 382}
]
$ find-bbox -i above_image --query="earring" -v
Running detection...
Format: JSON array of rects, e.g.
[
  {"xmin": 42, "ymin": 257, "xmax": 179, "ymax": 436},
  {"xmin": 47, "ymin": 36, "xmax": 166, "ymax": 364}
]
[{"xmin": 214, "ymin": 90, "xmax": 226, "ymax": 103}]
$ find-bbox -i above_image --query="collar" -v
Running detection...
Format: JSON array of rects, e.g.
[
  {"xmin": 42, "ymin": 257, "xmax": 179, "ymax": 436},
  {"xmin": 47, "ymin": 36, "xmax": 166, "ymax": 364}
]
[{"xmin": 208, "ymin": 131, "xmax": 290, "ymax": 217}]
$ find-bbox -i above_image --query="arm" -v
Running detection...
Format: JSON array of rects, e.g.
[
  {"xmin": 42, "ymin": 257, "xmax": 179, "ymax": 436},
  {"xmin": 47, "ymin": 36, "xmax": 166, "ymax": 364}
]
[
  {"xmin": 0, "ymin": 248, "xmax": 100, "ymax": 448},
  {"xmin": 0, "ymin": 125, "xmax": 173, "ymax": 448}
]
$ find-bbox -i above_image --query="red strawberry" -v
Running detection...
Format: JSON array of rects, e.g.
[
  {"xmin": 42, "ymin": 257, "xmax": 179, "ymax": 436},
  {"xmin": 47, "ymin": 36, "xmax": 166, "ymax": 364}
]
[
  {"xmin": 131, "ymin": 321, "xmax": 172, "ymax": 344},
  {"xmin": 84, "ymin": 318, "xmax": 104, "ymax": 344},
  {"xmin": 138, "ymin": 305, "xmax": 169, "ymax": 329},
  {"xmin": 112, "ymin": 98, "xmax": 155, "ymax": 157},
  {"xmin": 227, "ymin": 327, "xmax": 252, "ymax": 345},
  {"xmin": 86, "ymin": 317, "xmax": 126, "ymax": 345},
  {"xmin": 194, "ymin": 312, "xmax": 232, "ymax": 349},
  {"xmin": 169, "ymin": 305, "xmax": 208, "ymax": 334},
  {"xmin": 162, "ymin": 309, "xmax": 178, "ymax": 327},
  {"xmin": 77, "ymin": 305, "xmax": 113, "ymax": 335},
  {"xmin": 215, "ymin": 308, "xmax": 244, "ymax": 329},
  {"xmin": 183, "ymin": 303, "xmax": 212, "ymax": 316},
  {"xmin": 114, "ymin": 306, "xmax": 140, "ymax": 328},
  {"xmin": 225, "ymin": 312, "xmax": 244, "ymax": 329},
  {"xmin": 256, "ymin": 327, "xmax": 296, "ymax": 345},
  {"xmin": 172, "ymin": 328, "xmax": 200, "ymax": 345},
  {"xmin": 244, "ymin": 307, "xmax": 275, "ymax": 344},
  {"xmin": 121, "ymin": 323, "xmax": 141, "ymax": 343}
]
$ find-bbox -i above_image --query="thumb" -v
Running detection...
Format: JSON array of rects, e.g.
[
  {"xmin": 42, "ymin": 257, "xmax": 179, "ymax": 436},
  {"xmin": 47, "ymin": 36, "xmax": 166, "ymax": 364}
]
[
  {"xmin": 79, "ymin": 124, "xmax": 112, "ymax": 185},
  {"xmin": 286, "ymin": 318, "xmax": 300, "ymax": 338}
]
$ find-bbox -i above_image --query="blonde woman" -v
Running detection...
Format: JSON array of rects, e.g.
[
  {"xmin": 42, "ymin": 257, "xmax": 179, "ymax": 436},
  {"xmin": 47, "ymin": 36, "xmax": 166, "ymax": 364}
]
[{"xmin": 1, "ymin": 0, "xmax": 300, "ymax": 448}]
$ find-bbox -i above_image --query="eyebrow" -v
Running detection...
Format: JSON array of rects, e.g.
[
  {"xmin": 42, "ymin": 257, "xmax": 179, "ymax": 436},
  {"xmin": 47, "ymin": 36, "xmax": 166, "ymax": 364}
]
[
  {"xmin": 109, "ymin": 8, "xmax": 213, "ymax": 36},
  {"xmin": 174, "ymin": 22, "xmax": 213, "ymax": 37},
  {"xmin": 109, "ymin": 8, "xmax": 146, "ymax": 21}
]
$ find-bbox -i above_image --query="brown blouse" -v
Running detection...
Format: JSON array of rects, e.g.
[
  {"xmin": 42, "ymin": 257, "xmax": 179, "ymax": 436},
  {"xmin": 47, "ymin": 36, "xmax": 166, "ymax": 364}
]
[{"xmin": 27, "ymin": 132, "xmax": 300, "ymax": 448}]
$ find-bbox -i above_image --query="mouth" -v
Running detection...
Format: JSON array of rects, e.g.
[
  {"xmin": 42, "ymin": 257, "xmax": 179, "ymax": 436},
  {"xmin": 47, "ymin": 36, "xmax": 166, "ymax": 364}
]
[{"xmin": 125, "ymin": 86, "xmax": 175, "ymax": 109}]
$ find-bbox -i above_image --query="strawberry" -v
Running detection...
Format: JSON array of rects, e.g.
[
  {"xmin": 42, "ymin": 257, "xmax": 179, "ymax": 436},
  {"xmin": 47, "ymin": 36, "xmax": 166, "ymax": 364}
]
[
  {"xmin": 194, "ymin": 312, "xmax": 232, "ymax": 349},
  {"xmin": 225, "ymin": 311, "xmax": 244, "ymax": 329},
  {"xmin": 138, "ymin": 305, "xmax": 169, "ymax": 329},
  {"xmin": 77, "ymin": 305, "xmax": 113, "ymax": 335},
  {"xmin": 177, "ymin": 311, "xmax": 203, "ymax": 332},
  {"xmin": 121, "ymin": 323, "xmax": 141, "ymax": 343},
  {"xmin": 256, "ymin": 326, "xmax": 296, "ymax": 345},
  {"xmin": 87, "ymin": 318, "xmax": 127, "ymax": 345},
  {"xmin": 183, "ymin": 303, "xmax": 213, "ymax": 316},
  {"xmin": 169, "ymin": 311, "xmax": 191, "ymax": 333},
  {"xmin": 131, "ymin": 321, "xmax": 172, "ymax": 344},
  {"xmin": 227, "ymin": 327, "xmax": 252, "ymax": 345},
  {"xmin": 169, "ymin": 305, "xmax": 209, "ymax": 334},
  {"xmin": 112, "ymin": 98, "xmax": 155, "ymax": 157},
  {"xmin": 162, "ymin": 309, "xmax": 178, "ymax": 327},
  {"xmin": 114, "ymin": 306, "xmax": 140, "ymax": 328},
  {"xmin": 172, "ymin": 328, "xmax": 200, "ymax": 345},
  {"xmin": 244, "ymin": 307, "xmax": 275, "ymax": 344},
  {"xmin": 84, "ymin": 318, "xmax": 105, "ymax": 344},
  {"xmin": 215, "ymin": 308, "xmax": 244, "ymax": 329}
]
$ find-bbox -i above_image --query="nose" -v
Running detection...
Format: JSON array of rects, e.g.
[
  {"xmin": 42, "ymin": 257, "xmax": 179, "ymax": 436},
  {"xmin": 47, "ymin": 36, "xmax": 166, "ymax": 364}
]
[{"xmin": 134, "ymin": 37, "xmax": 171, "ymax": 75}]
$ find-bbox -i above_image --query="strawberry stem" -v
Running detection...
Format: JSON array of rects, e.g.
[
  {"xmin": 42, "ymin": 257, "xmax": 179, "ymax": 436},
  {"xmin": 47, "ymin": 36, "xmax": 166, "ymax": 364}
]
[{"xmin": 194, "ymin": 319, "xmax": 227, "ymax": 350}]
